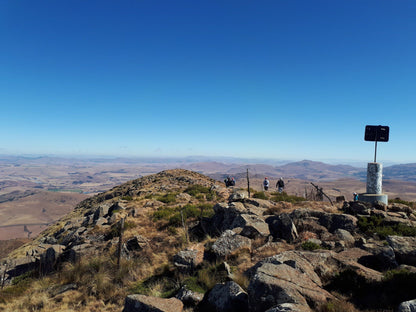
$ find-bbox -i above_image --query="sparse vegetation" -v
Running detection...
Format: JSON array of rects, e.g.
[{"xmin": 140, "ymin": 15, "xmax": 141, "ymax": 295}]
[
  {"xmin": 357, "ymin": 215, "xmax": 416, "ymax": 238},
  {"xmin": 152, "ymin": 204, "xmax": 214, "ymax": 227},
  {"xmin": 157, "ymin": 192, "xmax": 178, "ymax": 204},
  {"xmin": 271, "ymin": 191, "xmax": 305, "ymax": 203},
  {"xmin": 253, "ymin": 191, "xmax": 268, "ymax": 199},
  {"xmin": 300, "ymin": 241, "xmax": 321, "ymax": 251},
  {"xmin": 389, "ymin": 197, "xmax": 415, "ymax": 208}
]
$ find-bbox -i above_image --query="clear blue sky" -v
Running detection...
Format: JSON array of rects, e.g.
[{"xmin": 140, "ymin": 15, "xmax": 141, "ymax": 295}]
[{"xmin": 1, "ymin": 0, "xmax": 415, "ymax": 163}]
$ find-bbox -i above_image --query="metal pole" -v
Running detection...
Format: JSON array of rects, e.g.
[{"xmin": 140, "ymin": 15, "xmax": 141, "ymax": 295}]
[{"xmin": 374, "ymin": 140, "xmax": 378, "ymax": 163}]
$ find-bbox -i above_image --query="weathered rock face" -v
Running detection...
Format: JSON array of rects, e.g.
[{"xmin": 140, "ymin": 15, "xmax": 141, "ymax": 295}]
[
  {"xmin": 126, "ymin": 235, "xmax": 149, "ymax": 252},
  {"xmin": 211, "ymin": 230, "xmax": 252, "ymax": 258},
  {"xmin": 387, "ymin": 236, "xmax": 416, "ymax": 266},
  {"xmin": 266, "ymin": 213, "xmax": 298, "ymax": 242},
  {"xmin": 173, "ymin": 247, "xmax": 203, "ymax": 273},
  {"xmin": 237, "ymin": 214, "xmax": 270, "ymax": 239},
  {"xmin": 247, "ymin": 250, "xmax": 333, "ymax": 312},
  {"xmin": 318, "ymin": 213, "xmax": 357, "ymax": 233},
  {"xmin": 199, "ymin": 281, "xmax": 248, "ymax": 312},
  {"xmin": 248, "ymin": 260, "xmax": 332, "ymax": 312},
  {"xmin": 360, "ymin": 242, "xmax": 398, "ymax": 271},
  {"xmin": 123, "ymin": 294, "xmax": 183, "ymax": 312}
]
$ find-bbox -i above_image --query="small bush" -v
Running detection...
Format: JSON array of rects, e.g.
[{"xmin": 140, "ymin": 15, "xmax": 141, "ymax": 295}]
[
  {"xmin": 157, "ymin": 193, "xmax": 177, "ymax": 204},
  {"xmin": 253, "ymin": 191, "xmax": 268, "ymax": 199},
  {"xmin": 121, "ymin": 195, "xmax": 133, "ymax": 201},
  {"xmin": 153, "ymin": 207, "xmax": 176, "ymax": 221},
  {"xmin": 184, "ymin": 185, "xmax": 211, "ymax": 196},
  {"xmin": 153, "ymin": 204, "xmax": 214, "ymax": 228},
  {"xmin": 358, "ymin": 215, "xmax": 416, "ymax": 239},
  {"xmin": 301, "ymin": 241, "xmax": 321, "ymax": 251}
]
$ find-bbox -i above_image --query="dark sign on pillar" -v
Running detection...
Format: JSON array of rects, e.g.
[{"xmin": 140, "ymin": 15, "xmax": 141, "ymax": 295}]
[{"xmin": 365, "ymin": 125, "xmax": 389, "ymax": 142}]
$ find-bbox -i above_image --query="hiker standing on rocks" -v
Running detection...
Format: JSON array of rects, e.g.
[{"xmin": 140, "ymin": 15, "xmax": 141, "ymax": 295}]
[
  {"xmin": 263, "ymin": 177, "xmax": 270, "ymax": 191},
  {"xmin": 353, "ymin": 192, "xmax": 358, "ymax": 201},
  {"xmin": 276, "ymin": 177, "xmax": 285, "ymax": 193}
]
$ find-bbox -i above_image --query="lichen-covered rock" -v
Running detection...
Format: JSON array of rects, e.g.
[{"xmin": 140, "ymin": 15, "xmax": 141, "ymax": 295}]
[
  {"xmin": 247, "ymin": 259, "xmax": 332, "ymax": 312},
  {"xmin": 211, "ymin": 230, "xmax": 251, "ymax": 258}
]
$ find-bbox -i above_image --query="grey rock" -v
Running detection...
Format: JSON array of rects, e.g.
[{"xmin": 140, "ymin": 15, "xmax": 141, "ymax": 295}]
[
  {"xmin": 229, "ymin": 190, "xmax": 248, "ymax": 201},
  {"xmin": 342, "ymin": 201, "xmax": 371, "ymax": 215},
  {"xmin": 201, "ymin": 281, "xmax": 248, "ymax": 312},
  {"xmin": 360, "ymin": 242, "xmax": 398, "ymax": 270},
  {"xmin": 175, "ymin": 286, "xmax": 203, "ymax": 306},
  {"xmin": 173, "ymin": 249, "xmax": 199, "ymax": 273},
  {"xmin": 318, "ymin": 213, "xmax": 357, "ymax": 233},
  {"xmin": 211, "ymin": 230, "xmax": 251, "ymax": 258},
  {"xmin": 266, "ymin": 213, "xmax": 298, "ymax": 242},
  {"xmin": 398, "ymin": 299, "xmax": 416, "ymax": 312},
  {"xmin": 247, "ymin": 258, "xmax": 332, "ymax": 312},
  {"xmin": 387, "ymin": 236, "xmax": 416, "ymax": 266},
  {"xmin": 237, "ymin": 214, "xmax": 270, "ymax": 239},
  {"xmin": 334, "ymin": 229, "xmax": 355, "ymax": 247}
]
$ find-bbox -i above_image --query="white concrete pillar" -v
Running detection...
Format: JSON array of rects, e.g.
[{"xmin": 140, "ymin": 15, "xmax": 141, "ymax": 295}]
[{"xmin": 366, "ymin": 162, "xmax": 383, "ymax": 194}]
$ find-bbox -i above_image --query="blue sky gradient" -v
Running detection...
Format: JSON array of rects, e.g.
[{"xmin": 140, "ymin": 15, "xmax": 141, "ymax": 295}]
[{"xmin": 1, "ymin": 1, "xmax": 415, "ymax": 163}]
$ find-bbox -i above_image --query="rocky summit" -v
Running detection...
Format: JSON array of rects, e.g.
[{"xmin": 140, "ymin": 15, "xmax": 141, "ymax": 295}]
[{"xmin": 1, "ymin": 169, "xmax": 416, "ymax": 312}]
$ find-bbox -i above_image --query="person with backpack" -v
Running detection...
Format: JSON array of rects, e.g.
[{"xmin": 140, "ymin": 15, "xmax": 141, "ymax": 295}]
[
  {"xmin": 263, "ymin": 177, "xmax": 270, "ymax": 191},
  {"xmin": 276, "ymin": 177, "xmax": 285, "ymax": 193}
]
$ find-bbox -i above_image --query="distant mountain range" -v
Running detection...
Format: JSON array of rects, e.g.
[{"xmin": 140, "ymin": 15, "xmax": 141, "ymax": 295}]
[{"xmin": 183, "ymin": 160, "xmax": 416, "ymax": 182}]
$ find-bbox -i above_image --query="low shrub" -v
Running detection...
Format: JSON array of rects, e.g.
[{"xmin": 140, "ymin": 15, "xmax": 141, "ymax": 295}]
[
  {"xmin": 301, "ymin": 241, "xmax": 321, "ymax": 251},
  {"xmin": 358, "ymin": 215, "xmax": 416, "ymax": 239}
]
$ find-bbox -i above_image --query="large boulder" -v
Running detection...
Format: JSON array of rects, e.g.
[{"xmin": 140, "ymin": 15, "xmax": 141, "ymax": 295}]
[
  {"xmin": 123, "ymin": 294, "xmax": 183, "ymax": 312},
  {"xmin": 266, "ymin": 213, "xmax": 298, "ymax": 242},
  {"xmin": 360, "ymin": 242, "xmax": 398, "ymax": 271},
  {"xmin": 247, "ymin": 259, "xmax": 332, "ymax": 312},
  {"xmin": 387, "ymin": 236, "xmax": 416, "ymax": 266},
  {"xmin": 318, "ymin": 213, "xmax": 357, "ymax": 233},
  {"xmin": 211, "ymin": 230, "xmax": 252, "ymax": 258},
  {"xmin": 199, "ymin": 281, "xmax": 248, "ymax": 312},
  {"xmin": 342, "ymin": 201, "xmax": 371, "ymax": 216},
  {"xmin": 237, "ymin": 214, "xmax": 270, "ymax": 239}
]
